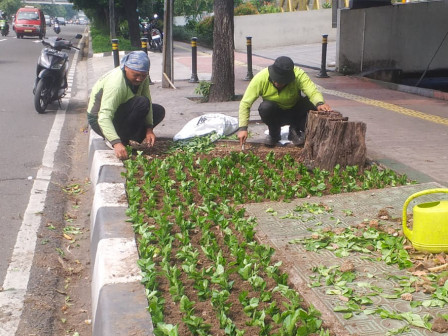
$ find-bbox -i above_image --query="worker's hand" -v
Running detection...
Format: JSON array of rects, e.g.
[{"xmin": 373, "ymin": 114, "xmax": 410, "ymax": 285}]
[
  {"xmin": 317, "ymin": 103, "xmax": 332, "ymax": 112},
  {"xmin": 143, "ymin": 128, "xmax": 156, "ymax": 147},
  {"xmin": 113, "ymin": 142, "xmax": 128, "ymax": 160},
  {"xmin": 238, "ymin": 130, "xmax": 248, "ymax": 146}
]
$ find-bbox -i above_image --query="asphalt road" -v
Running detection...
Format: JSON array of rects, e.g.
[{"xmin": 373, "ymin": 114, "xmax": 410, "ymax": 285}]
[{"xmin": 0, "ymin": 24, "xmax": 90, "ymax": 335}]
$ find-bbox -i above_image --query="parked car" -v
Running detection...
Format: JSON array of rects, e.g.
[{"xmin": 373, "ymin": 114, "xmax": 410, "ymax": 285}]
[
  {"xmin": 13, "ymin": 6, "xmax": 46, "ymax": 39},
  {"xmin": 56, "ymin": 17, "xmax": 66, "ymax": 25}
]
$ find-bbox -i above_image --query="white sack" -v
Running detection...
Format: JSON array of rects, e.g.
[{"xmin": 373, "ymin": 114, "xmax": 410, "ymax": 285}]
[{"xmin": 173, "ymin": 113, "xmax": 239, "ymax": 141}]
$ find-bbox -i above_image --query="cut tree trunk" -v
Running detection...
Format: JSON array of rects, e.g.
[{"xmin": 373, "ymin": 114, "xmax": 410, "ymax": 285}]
[{"xmin": 301, "ymin": 110, "xmax": 367, "ymax": 171}]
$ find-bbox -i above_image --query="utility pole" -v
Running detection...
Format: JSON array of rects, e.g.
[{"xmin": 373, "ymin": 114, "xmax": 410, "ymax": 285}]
[{"xmin": 109, "ymin": 0, "xmax": 116, "ymax": 39}]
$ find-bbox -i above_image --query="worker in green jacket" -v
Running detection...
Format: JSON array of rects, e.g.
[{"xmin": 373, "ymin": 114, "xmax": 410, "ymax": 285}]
[
  {"xmin": 87, "ymin": 51, "xmax": 165, "ymax": 160},
  {"xmin": 238, "ymin": 56, "xmax": 332, "ymax": 147}
]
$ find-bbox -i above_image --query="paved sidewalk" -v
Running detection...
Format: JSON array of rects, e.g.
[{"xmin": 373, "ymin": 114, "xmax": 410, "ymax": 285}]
[{"xmin": 86, "ymin": 39, "xmax": 448, "ymax": 335}]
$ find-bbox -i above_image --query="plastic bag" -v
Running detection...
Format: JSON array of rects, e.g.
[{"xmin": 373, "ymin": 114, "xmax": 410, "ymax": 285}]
[{"xmin": 173, "ymin": 113, "xmax": 239, "ymax": 141}]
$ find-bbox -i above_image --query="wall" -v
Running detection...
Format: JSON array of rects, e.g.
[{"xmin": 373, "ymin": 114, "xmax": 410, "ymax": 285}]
[
  {"xmin": 337, "ymin": 0, "xmax": 448, "ymax": 74},
  {"xmin": 234, "ymin": 10, "xmax": 336, "ymax": 50}
]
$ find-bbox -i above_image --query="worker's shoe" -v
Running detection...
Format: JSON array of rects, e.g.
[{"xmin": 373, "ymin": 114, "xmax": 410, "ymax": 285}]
[
  {"xmin": 288, "ymin": 128, "xmax": 305, "ymax": 146},
  {"xmin": 264, "ymin": 134, "xmax": 280, "ymax": 147}
]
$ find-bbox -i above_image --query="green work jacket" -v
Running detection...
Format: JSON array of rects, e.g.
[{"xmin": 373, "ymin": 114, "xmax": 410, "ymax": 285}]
[
  {"xmin": 238, "ymin": 67, "xmax": 324, "ymax": 128},
  {"xmin": 87, "ymin": 66, "xmax": 153, "ymax": 145}
]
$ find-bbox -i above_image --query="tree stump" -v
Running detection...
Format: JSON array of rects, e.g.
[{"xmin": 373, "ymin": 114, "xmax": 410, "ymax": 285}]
[{"xmin": 301, "ymin": 110, "xmax": 367, "ymax": 171}]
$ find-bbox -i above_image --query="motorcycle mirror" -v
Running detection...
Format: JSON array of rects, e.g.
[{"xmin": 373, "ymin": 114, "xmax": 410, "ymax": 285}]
[{"xmin": 75, "ymin": 34, "xmax": 82, "ymax": 39}]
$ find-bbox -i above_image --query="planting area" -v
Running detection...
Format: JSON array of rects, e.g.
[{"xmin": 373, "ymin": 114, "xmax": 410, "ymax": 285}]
[{"xmin": 122, "ymin": 138, "xmax": 446, "ymax": 336}]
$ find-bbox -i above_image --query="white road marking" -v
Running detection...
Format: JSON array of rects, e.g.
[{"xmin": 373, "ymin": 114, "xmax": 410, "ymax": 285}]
[{"xmin": 0, "ymin": 49, "xmax": 80, "ymax": 336}]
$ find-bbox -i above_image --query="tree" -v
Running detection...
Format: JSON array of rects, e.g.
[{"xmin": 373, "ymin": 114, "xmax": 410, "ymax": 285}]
[
  {"xmin": 70, "ymin": 0, "xmax": 141, "ymax": 47},
  {"xmin": 0, "ymin": 0, "xmax": 22, "ymax": 17},
  {"xmin": 122, "ymin": 0, "xmax": 140, "ymax": 47},
  {"xmin": 208, "ymin": 0, "xmax": 234, "ymax": 102},
  {"xmin": 174, "ymin": 0, "xmax": 213, "ymax": 20}
]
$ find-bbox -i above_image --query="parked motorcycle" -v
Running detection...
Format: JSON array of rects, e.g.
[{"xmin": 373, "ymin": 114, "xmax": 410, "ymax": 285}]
[
  {"xmin": 33, "ymin": 34, "xmax": 82, "ymax": 113},
  {"xmin": 143, "ymin": 14, "xmax": 162, "ymax": 52},
  {"xmin": 0, "ymin": 18, "xmax": 9, "ymax": 36},
  {"xmin": 53, "ymin": 22, "xmax": 60, "ymax": 34}
]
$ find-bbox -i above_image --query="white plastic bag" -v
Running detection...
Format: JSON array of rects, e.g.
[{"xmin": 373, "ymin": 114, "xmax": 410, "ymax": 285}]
[{"xmin": 173, "ymin": 113, "xmax": 239, "ymax": 141}]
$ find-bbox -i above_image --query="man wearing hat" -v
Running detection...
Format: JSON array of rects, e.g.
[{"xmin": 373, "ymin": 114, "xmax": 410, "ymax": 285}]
[
  {"xmin": 87, "ymin": 50, "xmax": 165, "ymax": 160},
  {"xmin": 238, "ymin": 56, "xmax": 332, "ymax": 147}
]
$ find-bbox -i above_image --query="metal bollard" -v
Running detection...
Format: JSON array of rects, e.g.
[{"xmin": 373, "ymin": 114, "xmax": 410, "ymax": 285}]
[
  {"xmin": 112, "ymin": 39, "xmax": 119, "ymax": 68},
  {"xmin": 245, "ymin": 36, "xmax": 253, "ymax": 81},
  {"xmin": 189, "ymin": 37, "xmax": 199, "ymax": 83},
  {"xmin": 316, "ymin": 34, "xmax": 329, "ymax": 78},
  {"xmin": 140, "ymin": 37, "xmax": 148, "ymax": 54}
]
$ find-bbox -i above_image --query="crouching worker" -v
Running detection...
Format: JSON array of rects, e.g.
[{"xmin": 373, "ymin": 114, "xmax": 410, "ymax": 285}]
[
  {"xmin": 87, "ymin": 50, "xmax": 165, "ymax": 160},
  {"xmin": 238, "ymin": 56, "xmax": 332, "ymax": 147}
]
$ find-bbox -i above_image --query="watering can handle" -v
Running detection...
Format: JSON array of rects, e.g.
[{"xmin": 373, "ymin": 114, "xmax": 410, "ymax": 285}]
[{"xmin": 402, "ymin": 188, "xmax": 448, "ymax": 239}]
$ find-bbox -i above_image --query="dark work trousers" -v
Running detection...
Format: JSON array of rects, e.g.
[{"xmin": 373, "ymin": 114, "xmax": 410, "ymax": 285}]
[
  {"xmin": 258, "ymin": 98, "xmax": 315, "ymax": 138},
  {"xmin": 91, "ymin": 96, "xmax": 165, "ymax": 145}
]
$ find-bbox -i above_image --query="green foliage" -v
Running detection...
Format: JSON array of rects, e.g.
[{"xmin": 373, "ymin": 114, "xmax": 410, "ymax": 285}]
[
  {"xmin": 174, "ymin": 0, "xmax": 213, "ymax": 19},
  {"xmin": 39, "ymin": 4, "xmax": 77, "ymax": 19},
  {"xmin": 173, "ymin": 16, "xmax": 213, "ymax": 48},
  {"xmin": 118, "ymin": 20, "xmax": 129, "ymax": 39},
  {"xmin": 234, "ymin": 2, "xmax": 259, "ymax": 16},
  {"xmin": 196, "ymin": 16, "xmax": 213, "ymax": 47},
  {"xmin": 138, "ymin": 0, "xmax": 165, "ymax": 21},
  {"xmin": 322, "ymin": 1, "xmax": 332, "ymax": 8},
  {"xmin": 172, "ymin": 24, "xmax": 193, "ymax": 42},
  {"xmin": 258, "ymin": 2, "xmax": 282, "ymax": 14},
  {"xmin": 0, "ymin": 0, "xmax": 23, "ymax": 17},
  {"xmin": 195, "ymin": 81, "xmax": 213, "ymax": 102},
  {"xmin": 90, "ymin": 26, "xmax": 139, "ymax": 53}
]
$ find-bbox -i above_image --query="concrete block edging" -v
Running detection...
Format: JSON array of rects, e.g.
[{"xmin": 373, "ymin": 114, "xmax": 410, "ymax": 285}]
[{"xmin": 88, "ymin": 130, "xmax": 153, "ymax": 335}]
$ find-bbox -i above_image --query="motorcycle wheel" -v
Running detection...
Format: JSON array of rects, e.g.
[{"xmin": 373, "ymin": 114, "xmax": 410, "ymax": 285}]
[{"xmin": 34, "ymin": 78, "xmax": 51, "ymax": 113}]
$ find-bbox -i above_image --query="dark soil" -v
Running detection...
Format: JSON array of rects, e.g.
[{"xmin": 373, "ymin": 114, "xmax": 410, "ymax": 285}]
[{"xmin": 125, "ymin": 139, "xmax": 366, "ymax": 335}]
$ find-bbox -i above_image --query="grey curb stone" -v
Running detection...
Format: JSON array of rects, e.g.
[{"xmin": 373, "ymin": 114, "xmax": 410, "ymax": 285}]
[
  {"xmin": 89, "ymin": 130, "xmax": 154, "ymax": 335},
  {"xmin": 93, "ymin": 282, "xmax": 154, "ymax": 336}
]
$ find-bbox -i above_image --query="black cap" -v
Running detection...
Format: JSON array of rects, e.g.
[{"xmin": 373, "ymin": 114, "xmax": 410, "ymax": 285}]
[{"xmin": 268, "ymin": 56, "xmax": 295, "ymax": 85}]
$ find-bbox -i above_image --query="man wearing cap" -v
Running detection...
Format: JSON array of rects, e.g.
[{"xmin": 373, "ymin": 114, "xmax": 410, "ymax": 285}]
[
  {"xmin": 87, "ymin": 50, "xmax": 165, "ymax": 160},
  {"xmin": 238, "ymin": 56, "xmax": 332, "ymax": 147}
]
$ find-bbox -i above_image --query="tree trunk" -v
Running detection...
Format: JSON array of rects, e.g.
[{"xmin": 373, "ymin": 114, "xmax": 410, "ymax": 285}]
[
  {"xmin": 301, "ymin": 110, "xmax": 367, "ymax": 171},
  {"xmin": 208, "ymin": 0, "xmax": 235, "ymax": 102},
  {"xmin": 124, "ymin": 0, "xmax": 141, "ymax": 48}
]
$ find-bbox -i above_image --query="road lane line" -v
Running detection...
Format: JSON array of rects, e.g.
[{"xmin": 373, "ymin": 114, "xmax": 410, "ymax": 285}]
[{"xmin": 0, "ymin": 50, "xmax": 79, "ymax": 336}]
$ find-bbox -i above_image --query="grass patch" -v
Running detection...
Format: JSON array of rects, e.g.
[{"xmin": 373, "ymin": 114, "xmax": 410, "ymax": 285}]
[{"xmin": 90, "ymin": 26, "xmax": 140, "ymax": 54}]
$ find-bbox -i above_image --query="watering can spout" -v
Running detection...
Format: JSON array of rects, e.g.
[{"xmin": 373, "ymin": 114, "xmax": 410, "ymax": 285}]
[{"xmin": 402, "ymin": 188, "xmax": 448, "ymax": 253}]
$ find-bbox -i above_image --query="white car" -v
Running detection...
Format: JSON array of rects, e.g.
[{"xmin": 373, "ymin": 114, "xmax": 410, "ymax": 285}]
[{"xmin": 44, "ymin": 14, "xmax": 51, "ymax": 26}]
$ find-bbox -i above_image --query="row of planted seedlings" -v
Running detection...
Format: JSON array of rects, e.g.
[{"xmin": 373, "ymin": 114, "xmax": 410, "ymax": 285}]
[{"xmin": 123, "ymin": 140, "xmax": 410, "ymax": 336}]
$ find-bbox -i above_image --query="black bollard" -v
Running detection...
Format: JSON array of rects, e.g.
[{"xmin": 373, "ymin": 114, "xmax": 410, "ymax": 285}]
[
  {"xmin": 112, "ymin": 39, "xmax": 119, "ymax": 68},
  {"xmin": 245, "ymin": 36, "xmax": 254, "ymax": 81},
  {"xmin": 317, "ymin": 34, "xmax": 329, "ymax": 78},
  {"xmin": 140, "ymin": 37, "xmax": 148, "ymax": 54},
  {"xmin": 189, "ymin": 37, "xmax": 199, "ymax": 83}
]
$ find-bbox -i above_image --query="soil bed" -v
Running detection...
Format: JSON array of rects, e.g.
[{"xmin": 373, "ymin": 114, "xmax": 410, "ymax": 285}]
[{"xmin": 123, "ymin": 138, "xmax": 414, "ymax": 336}]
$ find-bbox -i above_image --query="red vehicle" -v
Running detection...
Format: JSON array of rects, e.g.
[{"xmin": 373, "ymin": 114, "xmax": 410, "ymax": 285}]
[{"xmin": 13, "ymin": 6, "xmax": 46, "ymax": 39}]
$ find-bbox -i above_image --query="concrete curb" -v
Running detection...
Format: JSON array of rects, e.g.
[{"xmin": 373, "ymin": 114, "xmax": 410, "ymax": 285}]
[{"xmin": 88, "ymin": 130, "xmax": 154, "ymax": 336}]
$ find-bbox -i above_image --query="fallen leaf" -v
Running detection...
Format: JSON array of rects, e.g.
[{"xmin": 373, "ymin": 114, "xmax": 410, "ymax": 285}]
[
  {"xmin": 412, "ymin": 270, "xmax": 427, "ymax": 277},
  {"xmin": 338, "ymin": 295, "xmax": 349, "ymax": 302},
  {"xmin": 401, "ymin": 293, "xmax": 413, "ymax": 301}
]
